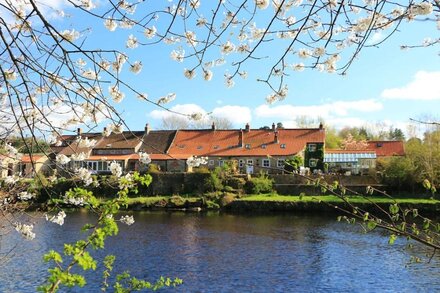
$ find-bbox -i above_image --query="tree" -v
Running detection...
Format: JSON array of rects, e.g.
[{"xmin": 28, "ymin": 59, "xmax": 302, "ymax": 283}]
[{"xmin": 1, "ymin": 0, "xmax": 440, "ymax": 290}]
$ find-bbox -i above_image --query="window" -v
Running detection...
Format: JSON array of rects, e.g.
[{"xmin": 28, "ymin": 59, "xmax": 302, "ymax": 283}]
[
  {"xmin": 209, "ymin": 160, "xmax": 214, "ymax": 166},
  {"xmin": 277, "ymin": 159, "xmax": 285, "ymax": 168},
  {"xmin": 376, "ymin": 142, "xmax": 383, "ymax": 147},
  {"xmin": 262, "ymin": 159, "xmax": 270, "ymax": 167},
  {"xmin": 261, "ymin": 144, "xmax": 267, "ymax": 149},
  {"xmin": 247, "ymin": 159, "xmax": 254, "ymax": 166},
  {"xmin": 309, "ymin": 159, "xmax": 318, "ymax": 168},
  {"xmin": 308, "ymin": 144, "xmax": 317, "ymax": 152},
  {"xmin": 280, "ymin": 144, "xmax": 286, "ymax": 149},
  {"xmin": 218, "ymin": 160, "xmax": 224, "ymax": 166},
  {"xmin": 245, "ymin": 144, "xmax": 251, "ymax": 149},
  {"xmin": 239, "ymin": 159, "xmax": 245, "ymax": 167}
]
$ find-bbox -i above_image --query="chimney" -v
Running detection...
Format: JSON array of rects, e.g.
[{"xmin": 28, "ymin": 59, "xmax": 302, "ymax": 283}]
[
  {"xmin": 211, "ymin": 122, "xmax": 216, "ymax": 130},
  {"xmin": 77, "ymin": 128, "xmax": 82, "ymax": 136},
  {"xmin": 145, "ymin": 123, "xmax": 151, "ymax": 134},
  {"xmin": 274, "ymin": 131, "xmax": 279, "ymax": 144},
  {"xmin": 272, "ymin": 123, "xmax": 276, "ymax": 131},
  {"xmin": 239, "ymin": 129, "xmax": 243, "ymax": 147},
  {"xmin": 245, "ymin": 123, "xmax": 250, "ymax": 132},
  {"xmin": 319, "ymin": 122, "xmax": 324, "ymax": 131}
]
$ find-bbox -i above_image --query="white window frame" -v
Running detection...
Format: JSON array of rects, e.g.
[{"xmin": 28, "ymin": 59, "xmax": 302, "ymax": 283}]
[
  {"xmin": 309, "ymin": 158, "xmax": 318, "ymax": 168},
  {"xmin": 308, "ymin": 144, "xmax": 317, "ymax": 152},
  {"xmin": 246, "ymin": 159, "xmax": 254, "ymax": 166},
  {"xmin": 218, "ymin": 160, "xmax": 225, "ymax": 167},
  {"xmin": 238, "ymin": 159, "xmax": 245, "ymax": 167},
  {"xmin": 277, "ymin": 159, "xmax": 285, "ymax": 168},
  {"xmin": 262, "ymin": 159, "xmax": 270, "ymax": 167},
  {"xmin": 208, "ymin": 160, "xmax": 214, "ymax": 166}
]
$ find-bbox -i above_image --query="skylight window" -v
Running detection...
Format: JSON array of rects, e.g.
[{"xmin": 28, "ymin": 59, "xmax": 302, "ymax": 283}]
[
  {"xmin": 280, "ymin": 144, "xmax": 286, "ymax": 149},
  {"xmin": 261, "ymin": 144, "xmax": 267, "ymax": 149},
  {"xmin": 245, "ymin": 144, "xmax": 251, "ymax": 149}
]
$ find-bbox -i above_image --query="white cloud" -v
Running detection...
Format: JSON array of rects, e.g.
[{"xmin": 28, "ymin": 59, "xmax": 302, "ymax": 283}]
[
  {"xmin": 254, "ymin": 99, "xmax": 383, "ymax": 120},
  {"xmin": 368, "ymin": 31, "xmax": 384, "ymax": 45},
  {"xmin": 381, "ymin": 71, "xmax": 440, "ymax": 100},
  {"xmin": 212, "ymin": 105, "xmax": 251, "ymax": 125}
]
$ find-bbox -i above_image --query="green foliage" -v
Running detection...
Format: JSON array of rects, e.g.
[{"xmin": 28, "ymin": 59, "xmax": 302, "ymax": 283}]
[
  {"xmin": 244, "ymin": 172, "xmax": 274, "ymax": 194},
  {"xmin": 39, "ymin": 174, "xmax": 179, "ymax": 293},
  {"xmin": 193, "ymin": 166, "xmax": 210, "ymax": 173},
  {"xmin": 146, "ymin": 164, "xmax": 161, "ymax": 173},
  {"xmin": 284, "ymin": 155, "xmax": 303, "ymax": 172},
  {"xmin": 204, "ymin": 169, "xmax": 224, "ymax": 192}
]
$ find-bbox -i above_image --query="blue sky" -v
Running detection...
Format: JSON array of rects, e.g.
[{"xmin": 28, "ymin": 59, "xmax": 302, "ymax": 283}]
[{"xmin": 50, "ymin": 1, "xmax": 440, "ymax": 135}]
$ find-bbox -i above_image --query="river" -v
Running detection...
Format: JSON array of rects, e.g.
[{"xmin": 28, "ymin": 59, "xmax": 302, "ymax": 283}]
[{"xmin": 1, "ymin": 211, "xmax": 440, "ymax": 292}]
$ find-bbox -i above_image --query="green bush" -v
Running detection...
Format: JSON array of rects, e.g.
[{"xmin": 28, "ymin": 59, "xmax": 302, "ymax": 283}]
[
  {"xmin": 193, "ymin": 166, "xmax": 210, "ymax": 173},
  {"xmin": 224, "ymin": 177, "xmax": 246, "ymax": 190},
  {"xmin": 204, "ymin": 170, "xmax": 224, "ymax": 192},
  {"xmin": 244, "ymin": 173, "xmax": 274, "ymax": 194}
]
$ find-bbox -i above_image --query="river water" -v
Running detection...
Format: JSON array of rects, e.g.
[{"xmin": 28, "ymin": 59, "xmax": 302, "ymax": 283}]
[{"xmin": 1, "ymin": 211, "xmax": 440, "ymax": 292}]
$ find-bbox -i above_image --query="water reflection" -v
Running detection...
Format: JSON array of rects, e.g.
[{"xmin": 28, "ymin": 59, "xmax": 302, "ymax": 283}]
[{"xmin": 1, "ymin": 211, "xmax": 440, "ymax": 292}]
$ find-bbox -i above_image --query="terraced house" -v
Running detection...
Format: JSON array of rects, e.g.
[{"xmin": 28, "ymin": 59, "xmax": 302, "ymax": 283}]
[{"xmin": 50, "ymin": 123, "xmax": 326, "ymax": 174}]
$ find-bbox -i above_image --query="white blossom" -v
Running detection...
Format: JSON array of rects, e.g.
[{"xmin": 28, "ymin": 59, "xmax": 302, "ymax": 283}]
[
  {"xmin": 4, "ymin": 69, "xmax": 17, "ymax": 81},
  {"xmin": 221, "ymin": 41, "xmax": 235, "ymax": 55},
  {"xmin": 292, "ymin": 63, "xmax": 305, "ymax": 71},
  {"xmin": 15, "ymin": 222, "xmax": 35, "ymax": 240},
  {"xmin": 184, "ymin": 68, "xmax": 196, "ymax": 79},
  {"xmin": 410, "ymin": 2, "xmax": 433, "ymax": 16},
  {"xmin": 120, "ymin": 215, "xmax": 135, "ymax": 225},
  {"xmin": 45, "ymin": 211, "xmax": 66, "ymax": 226},
  {"xmin": 186, "ymin": 156, "xmax": 208, "ymax": 167},
  {"xmin": 170, "ymin": 48, "xmax": 185, "ymax": 62},
  {"xmin": 203, "ymin": 70, "xmax": 213, "ymax": 81},
  {"xmin": 109, "ymin": 85, "xmax": 125, "ymax": 103},
  {"xmin": 17, "ymin": 191, "xmax": 35, "ymax": 201},
  {"xmin": 190, "ymin": 112, "xmax": 203, "ymax": 121},
  {"xmin": 298, "ymin": 49, "xmax": 311, "ymax": 59},
  {"xmin": 56, "ymin": 154, "xmax": 71, "ymax": 165},
  {"xmin": 157, "ymin": 93, "xmax": 176, "ymax": 105},
  {"xmin": 64, "ymin": 195, "xmax": 85, "ymax": 206},
  {"xmin": 130, "ymin": 61, "xmax": 143, "ymax": 74},
  {"xmin": 111, "ymin": 124, "xmax": 124, "ymax": 134},
  {"xmin": 110, "ymin": 161, "xmax": 123, "ymax": 177},
  {"xmin": 139, "ymin": 152, "xmax": 152, "ymax": 165},
  {"xmin": 126, "ymin": 34, "xmax": 139, "ymax": 49},
  {"xmin": 76, "ymin": 167, "xmax": 93, "ymax": 186},
  {"xmin": 4, "ymin": 175, "xmax": 17, "ymax": 185},
  {"xmin": 77, "ymin": 136, "xmax": 97, "ymax": 148},
  {"xmin": 119, "ymin": 173, "xmax": 135, "ymax": 189},
  {"xmin": 144, "ymin": 26, "xmax": 157, "ymax": 39},
  {"xmin": 60, "ymin": 29, "xmax": 80, "ymax": 42},
  {"xmin": 104, "ymin": 19, "xmax": 118, "ymax": 31},
  {"xmin": 255, "ymin": 0, "xmax": 269, "ymax": 9}
]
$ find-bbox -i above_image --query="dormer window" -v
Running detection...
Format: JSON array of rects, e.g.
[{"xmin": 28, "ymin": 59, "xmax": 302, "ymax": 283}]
[
  {"xmin": 245, "ymin": 144, "xmax": 251, "ymax": 149},
  {"xmin": 261, "ymin": 144, "xmax": 267, "ymax": 149},
  {"xmin": 376, "ymin": 142, "xmax": 383, "ymax": 147},
  {"xmin": 280, "ymin": 144, "xmax": 286, "ymax": 149},
  {"xmin": 308, "ymin": 144, "xmax": 317, "ymax": 152}
]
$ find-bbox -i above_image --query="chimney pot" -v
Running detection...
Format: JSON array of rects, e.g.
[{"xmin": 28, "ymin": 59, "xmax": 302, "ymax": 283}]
[
  {"xmin": 245, "ymin": 123, "xmax": 250, "ymax": 132},
  {"xmin": 211, "ymin": 122, "xmax": 216, "ymax": 130},
  {"xmin": 77, "ymin": 128, "xmax": 82, "ymax": 136},
  {"xmin": 145, "ymin": 123, "xmax": 151, "ymax": 134},
  {"xmin": 274, "ymin": 132, "xmax": 279, "ymax": 144},
  {"xmin": 272, "ymin": 123, "xmax": 276, "ymax": 131}
]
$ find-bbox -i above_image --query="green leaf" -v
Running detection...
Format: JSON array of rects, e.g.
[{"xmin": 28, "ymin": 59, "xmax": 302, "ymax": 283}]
[
  {"xmin": 367, "ymin": 221, "xmax": 377, "ymax": 231},
  {"xmin": 388, "ymin": 234, "xmax": 397, "ymax": 245}
]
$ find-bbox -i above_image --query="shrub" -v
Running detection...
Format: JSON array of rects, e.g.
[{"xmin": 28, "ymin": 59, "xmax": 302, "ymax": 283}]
[
  {"xmin": 147, "ymin": 163, "xmax": 161, "ymax": 173},
  {"xmin": 193, "ymin": 166, "xmax": 210, "ymax": 173},
  {"xmin": 204, "ymin": 170, "xmax": 223, "ymax": 192},
  {"xmin": 224, "ymin": 177, "xmax": 246, "ymax": 190},
  {"xmin": 220, "ymin": 192, "xmax": 236, "ymax": 207},
  {"xmin": 245, "ymin": 173, "xmax": 274, "ymax": 194}
]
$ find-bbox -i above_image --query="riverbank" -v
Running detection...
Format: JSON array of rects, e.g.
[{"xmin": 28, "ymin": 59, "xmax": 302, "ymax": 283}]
[{"xmin": 36, "ymin": 194, "xmax": 440, "ymax": 215}]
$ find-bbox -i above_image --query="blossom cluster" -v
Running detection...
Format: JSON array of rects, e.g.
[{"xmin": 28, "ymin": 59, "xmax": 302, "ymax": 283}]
[
  {"xmin": 15, "ymin": 222, "xmax": 35, "ymax": 240},
  {"xmin": 138, "ymin": 152, "xmax": 152, "ymax": 165},
  {"xmin": 45, "ymin": 210, "xmax": 67, "ymax": 226},
  {"xmin": 186, "ymin": 156, "xmax": 208, "ymax": 167},
  {"xmin": 120, "ymin": 215, "xmax": 135, "ymax": 226}
]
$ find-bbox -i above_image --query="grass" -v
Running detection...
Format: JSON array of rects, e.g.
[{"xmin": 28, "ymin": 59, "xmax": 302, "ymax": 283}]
[{"xmin": 238, "ymin": 194, "xmax": 440, "ymax": 205}]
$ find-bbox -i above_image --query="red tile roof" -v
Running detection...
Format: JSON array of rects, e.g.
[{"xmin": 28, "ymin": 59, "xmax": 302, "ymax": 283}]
[
  {"xmin": 21, "ymin": 154, "xmax": 46, "ymax": 163},
  {"xmin": 366, "ymin": 141, "xmax": 405, "ymax": 156},
  {"xmin": 167, "ymin": 128, "xmax": 325, "ymax": 157}
]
